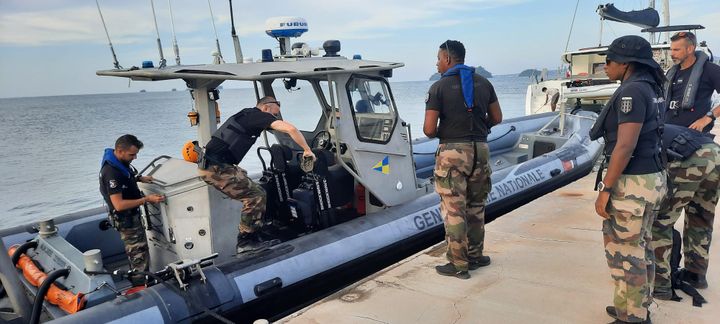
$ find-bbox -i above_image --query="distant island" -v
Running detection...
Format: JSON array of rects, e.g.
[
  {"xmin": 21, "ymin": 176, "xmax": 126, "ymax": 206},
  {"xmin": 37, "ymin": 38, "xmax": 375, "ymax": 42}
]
[
  {"xmin": 518, "ymin": 69, "xmax": 541, "ymax": 77},
  {"xmin": 429, "ymin": 65, "xmax": 492, "ymax": 81}
]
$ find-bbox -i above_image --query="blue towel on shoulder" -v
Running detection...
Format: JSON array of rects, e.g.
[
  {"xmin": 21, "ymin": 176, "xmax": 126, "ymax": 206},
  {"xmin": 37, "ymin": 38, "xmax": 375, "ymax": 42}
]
[
  {"xmin": 442, "ymin": 64, "xmax": 475, "ymax": 110},
  {"xmin": 101, "ymin": 148, "xmax": 132, "ymax": 178}
]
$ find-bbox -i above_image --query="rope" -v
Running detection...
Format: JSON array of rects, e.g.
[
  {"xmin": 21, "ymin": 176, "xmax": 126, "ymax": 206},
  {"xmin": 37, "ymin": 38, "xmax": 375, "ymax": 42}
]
[
  {"xmin": 564, "ymin": 0, "xmax": 581, "ymax": 53},
  {"xmin": 95, "ymin": 0, "xmax": 122, "ymax": 69}
]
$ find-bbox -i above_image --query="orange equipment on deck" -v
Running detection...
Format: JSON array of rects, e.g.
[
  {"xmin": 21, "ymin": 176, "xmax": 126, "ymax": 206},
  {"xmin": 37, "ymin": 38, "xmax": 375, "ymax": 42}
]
[{"xmin": 7, "ymin": 245, "xmax": 86, "ymax": 314}]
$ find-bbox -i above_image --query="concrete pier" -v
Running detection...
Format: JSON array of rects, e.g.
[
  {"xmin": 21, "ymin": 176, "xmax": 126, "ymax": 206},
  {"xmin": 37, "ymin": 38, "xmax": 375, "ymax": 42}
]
[{"xmin": 279, "ymin": 172, "xmax": 719, "ymax": 324}]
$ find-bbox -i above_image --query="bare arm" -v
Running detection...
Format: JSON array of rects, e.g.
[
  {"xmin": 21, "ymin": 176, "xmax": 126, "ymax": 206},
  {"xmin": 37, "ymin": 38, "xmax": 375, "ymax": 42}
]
[
  {"xmin": 487, "ymin": 101, "xmax": 503, "ymax": 127},
  {"xmin": 270, "ymin": 120, "xmax": 314, "ymax": 157},
  {"xmin": 423, "ymin": 110, "xmax": 440, "ymax": 138},
  {"xmin": 109, "ymin": 192, "xmax": 164, "ymax": 212}
]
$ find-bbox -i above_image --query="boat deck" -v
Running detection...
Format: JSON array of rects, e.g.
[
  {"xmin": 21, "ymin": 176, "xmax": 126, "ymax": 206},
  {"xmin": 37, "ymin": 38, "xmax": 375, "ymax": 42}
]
[{"xmin": 278, "ymin": 155, "xmax": 720, "ymax": 323}]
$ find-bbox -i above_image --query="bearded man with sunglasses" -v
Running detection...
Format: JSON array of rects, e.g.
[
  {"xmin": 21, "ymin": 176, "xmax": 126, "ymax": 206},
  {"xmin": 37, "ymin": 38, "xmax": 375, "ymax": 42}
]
[
  {"xmin": 665, "ymin": 31, "xmax": 720, "ymax": 136},
  {"xmin": 200, "ymin": 96, "xmax": 315, "ymax": 254}
]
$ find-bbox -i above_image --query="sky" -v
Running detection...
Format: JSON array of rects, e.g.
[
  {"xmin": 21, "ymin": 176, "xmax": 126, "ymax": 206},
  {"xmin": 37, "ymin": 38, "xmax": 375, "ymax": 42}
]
[{"xmin": 1, "ymin": 0, "xmax": 719, "ymax": 98}]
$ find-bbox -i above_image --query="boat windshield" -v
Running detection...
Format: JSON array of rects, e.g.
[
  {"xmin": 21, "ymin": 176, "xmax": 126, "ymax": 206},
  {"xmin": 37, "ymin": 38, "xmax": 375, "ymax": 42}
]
[
  {"xmin": 273, "ymin": 79, "xmax": 328, "ymax": 132},
  {"xmin": 347, "ymin": 76, "xmax": 397, "ymax": 143}
]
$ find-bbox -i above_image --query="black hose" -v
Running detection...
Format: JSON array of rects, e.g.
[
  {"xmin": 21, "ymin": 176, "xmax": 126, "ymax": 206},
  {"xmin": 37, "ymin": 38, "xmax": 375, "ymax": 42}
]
[
  {"xmin": 413, "ymin": 126, "xmax": 517, "ymax": 155},
  {"xmin": 29, "ymin": 268, "xmax": 70, "ymax": 324},
  {"xmin": 11, "ymin": 240, "xmax": 38, "ymax": 266}
]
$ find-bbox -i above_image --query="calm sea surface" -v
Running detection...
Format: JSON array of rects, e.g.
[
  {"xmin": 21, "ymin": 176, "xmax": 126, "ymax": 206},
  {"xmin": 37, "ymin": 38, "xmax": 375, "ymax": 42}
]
[{"xmin": 0, "ymin": 76, "xmax": 531, "ymax": 230}]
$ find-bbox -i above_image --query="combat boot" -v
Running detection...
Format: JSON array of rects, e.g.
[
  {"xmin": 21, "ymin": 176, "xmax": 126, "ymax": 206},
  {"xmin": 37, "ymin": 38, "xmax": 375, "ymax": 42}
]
[
  {"xmin": 435, "ymin": 263, "xmax": 470, "ymax": 279},
  {"xmin": 652, "ymin": 288, "xmax": 673, "ymax": 300},
  {"xmin": 236, "ymin": 232, "xmax": 266, "ymax": 254},
  {"xmin": 679, "ymin": 269, "xmax": 708, "ymax": 289},
  {"xmin": 605, "ymin": 306, "xmax": 651, "ymax": 324},
  {"xmin": 469, "ymin": 255, "xmax": 491, "ymax": 270}
]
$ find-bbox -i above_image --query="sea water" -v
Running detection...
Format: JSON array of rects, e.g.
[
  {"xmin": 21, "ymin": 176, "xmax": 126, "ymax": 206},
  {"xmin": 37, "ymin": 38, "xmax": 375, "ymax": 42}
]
[{"xmin": 0, "ymin": 76, "xmax": 531, "ymax": 229}]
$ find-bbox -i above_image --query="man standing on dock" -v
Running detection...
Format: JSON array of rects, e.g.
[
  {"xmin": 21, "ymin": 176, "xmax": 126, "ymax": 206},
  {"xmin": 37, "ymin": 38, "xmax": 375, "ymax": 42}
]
[
  {"xmin": 652, "ymin": 124, "xmax": 719, "ymax": 298},
  {"xmin": 424, "ymin": 40, "xmax": 503, "ymax": 279},
  {"xmin": 664, "ymin": 31, "xmax": 720, "ymax": 136},
  {"xmin": 100, "ymin": 134, "xmax": 165, "ymax": 286}
]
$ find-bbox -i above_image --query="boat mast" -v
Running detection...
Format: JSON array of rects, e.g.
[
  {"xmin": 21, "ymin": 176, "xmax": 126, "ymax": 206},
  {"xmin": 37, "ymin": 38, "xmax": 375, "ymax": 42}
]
[
  {"xmin": 662, "ymin": 0, "xmax": 670, "ymax": 44},
  {"xmin": 229, "ymin": 0, "xmax": 244, "ymax": 63},
  {"xmin": 168, "ymin": 0, "xmax": 181, "ymax": 65},
  {"xmin": 149, "ymin": 0, "xmax": 167, "ymax": 68}
]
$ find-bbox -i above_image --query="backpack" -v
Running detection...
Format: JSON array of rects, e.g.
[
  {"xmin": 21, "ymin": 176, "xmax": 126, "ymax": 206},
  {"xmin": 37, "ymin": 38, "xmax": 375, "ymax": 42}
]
[{"xmin": 668, "ymin": 228, "xmax": 707, "ymax": 307}]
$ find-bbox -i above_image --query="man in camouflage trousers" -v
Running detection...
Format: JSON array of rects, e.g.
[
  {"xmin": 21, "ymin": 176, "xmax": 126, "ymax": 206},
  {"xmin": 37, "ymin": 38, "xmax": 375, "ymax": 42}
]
[
  {"xmin": 424, "ymin": 40, "xmax": 503, "ymax": 279},
  {"xmin": 652, "ymin": 125, "xmax": 720, "ymax": 298},
  {"xmin": 198, "ymin": 164, "xmax": 266, "ymax": 234},
  {"xmin": 100, "ymin": 134, "xmax": 165, "ymax": 285}
]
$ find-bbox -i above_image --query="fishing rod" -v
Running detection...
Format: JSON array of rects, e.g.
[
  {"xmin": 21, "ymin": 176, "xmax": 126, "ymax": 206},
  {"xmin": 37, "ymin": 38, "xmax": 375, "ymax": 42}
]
[
  {"xmin": 229, "ymin": 0, "xmax": 244, "ymax": 63},
  {"xmin": 167, "ymin": 0, "xmax": 181, "ymax": 65},
  {"xmin": 207, "ymin": 0, "xmax": 224, "ymax": 63},
  {"xmin": 95, "ymin": 0, "xmax": 123, "ymax": 69},
  {"xmin": 149, "ymin": 0, "xmax": 167, "ymax": 68}
]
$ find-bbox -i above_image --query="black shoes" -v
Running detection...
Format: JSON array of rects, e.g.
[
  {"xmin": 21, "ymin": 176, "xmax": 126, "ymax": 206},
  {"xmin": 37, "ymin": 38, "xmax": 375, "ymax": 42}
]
[
  {"xmin": 435, "ymin": 263, "xmax": 470, "ymax": 280},
  {"xmin": 679, "ymin": 269, "xmax": 708, "ymax": 289},
  {"xmin": 236, "ymin": 232, "xmax": 266, "ymax": 254},
  {"xmin": 605, "ymin": 306, "xmax": 651, "ymax": 324},
  {"xmin": 469, "ymin": 255, "xmax": 491, "ymax": 270}
]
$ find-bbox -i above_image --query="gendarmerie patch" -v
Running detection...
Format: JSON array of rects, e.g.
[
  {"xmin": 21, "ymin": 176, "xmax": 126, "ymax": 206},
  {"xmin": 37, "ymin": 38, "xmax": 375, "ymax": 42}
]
[
  {"xmin": 620, "ymin": 97, "xmax": 633, "ymax": 114},
  {"xmin": 109, "ymin": 180, "xmax": 117, "ymax": 189}
]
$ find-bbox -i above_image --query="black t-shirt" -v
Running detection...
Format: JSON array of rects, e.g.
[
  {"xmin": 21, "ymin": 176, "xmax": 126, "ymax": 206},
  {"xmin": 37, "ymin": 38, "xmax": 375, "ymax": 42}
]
[
  {"xmin": 602, "ymin": 74, "xmax": 663, "ymax": 174},
  {"xmin": 425, "ymin": 74, "xmax": 498, "ymax": 143},
  {"xmin": 99, "ymin": 163, "xmax": 142, "ymax": 215},
  {"xmin": 666, "ymin": 60, "xmax": 720, "ymax": 133},
  {"xmin": 205, "ymin": 107, "xmax": 277, "ymax": 164}
]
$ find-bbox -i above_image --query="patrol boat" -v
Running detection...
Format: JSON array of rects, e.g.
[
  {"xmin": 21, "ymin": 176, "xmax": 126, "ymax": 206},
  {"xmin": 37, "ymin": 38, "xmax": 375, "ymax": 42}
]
[
  {"xmin": 0, "ymin": 16, "xmax": 602, "ymax": 324},
  {"xmin": 525, "ymin": 0, "xmax": 714, "ymax": 115}
]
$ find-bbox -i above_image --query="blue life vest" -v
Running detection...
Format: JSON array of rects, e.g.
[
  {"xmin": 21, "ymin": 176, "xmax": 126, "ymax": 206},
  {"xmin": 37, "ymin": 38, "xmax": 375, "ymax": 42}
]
[
  {"xmin": 442, "ymin": 64, "xmax": 475, "ymax": 111},
  {"xmin": 100, "ymin": 148, "xmax": 133, "ymax": 179}
]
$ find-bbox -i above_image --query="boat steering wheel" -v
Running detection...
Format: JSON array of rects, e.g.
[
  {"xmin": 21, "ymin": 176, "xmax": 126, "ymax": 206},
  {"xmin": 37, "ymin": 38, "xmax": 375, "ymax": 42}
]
[{"xmin": 311, "ymin": 130, "xmax": 332, "ymax": 150}]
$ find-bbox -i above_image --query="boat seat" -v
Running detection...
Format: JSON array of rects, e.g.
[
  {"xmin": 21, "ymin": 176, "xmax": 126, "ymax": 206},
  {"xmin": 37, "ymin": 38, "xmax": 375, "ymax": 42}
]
[
  {"xmin": 355, "ymin": 99, "xmax": 374, "ymax": 113},
  {"xmin": 258, "ymin": 144, "xmax": 303, "ymax": 224},
  {"xmin": 288, "ymin": 149, "xmax": 355, "ymax": 230}
]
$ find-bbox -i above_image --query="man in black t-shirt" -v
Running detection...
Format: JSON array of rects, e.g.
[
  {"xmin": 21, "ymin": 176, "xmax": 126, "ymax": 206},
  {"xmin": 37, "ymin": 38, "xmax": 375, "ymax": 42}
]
[
  {"xmin": 99, "ymin": 134, "xmax": 165, "ymax": 285},
  {"xmin": 665, "ymin": 31, "xmax": 720, "ymax": 135},
  {"xmin": 200, "ymin": 96, "xmax": 315, "ymax": 254},
  {"xmin": 423, "ymin": 40, "xmax": 503, "ymax": 279}
]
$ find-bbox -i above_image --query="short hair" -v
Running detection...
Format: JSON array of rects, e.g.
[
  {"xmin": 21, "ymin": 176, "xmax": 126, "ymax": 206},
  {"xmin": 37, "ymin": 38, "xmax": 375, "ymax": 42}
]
[
  {"xmin": 439, "ymin": 40, "xmax": 465, "ymax": 62},
  {"xmin": 257, "ymin": 96, "xmax": 276, "ymax": 105},
  {"xmin": 115, "ymin": 134, "xmax": 143, "ymax": 150},
  {"xmin": 541, "ymin": 87, "xmax": 548, "ymax": 92},
  {"xmin": 671, "ymin": 31, "xmax": 697, "ymax": 47}
]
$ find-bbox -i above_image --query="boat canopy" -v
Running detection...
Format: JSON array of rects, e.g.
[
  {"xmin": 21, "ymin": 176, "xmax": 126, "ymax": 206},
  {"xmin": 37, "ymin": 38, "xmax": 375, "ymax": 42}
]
[
  {"xmin": 97, "ymin": 58, "xmax": 404, "ymax": 82},
  {"xmin": 597, "ymin": 3, "xmax": 659, "ymax": 29}
]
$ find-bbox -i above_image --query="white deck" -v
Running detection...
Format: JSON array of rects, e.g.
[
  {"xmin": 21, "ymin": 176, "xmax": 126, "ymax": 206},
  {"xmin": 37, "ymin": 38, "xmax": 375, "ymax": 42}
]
[{"xmin": 278, "ymin": 131, "xmax": 720, "ymax": 324}]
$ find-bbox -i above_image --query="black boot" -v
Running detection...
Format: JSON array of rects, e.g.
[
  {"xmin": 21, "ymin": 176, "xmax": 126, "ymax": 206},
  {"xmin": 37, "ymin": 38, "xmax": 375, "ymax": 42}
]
[
  {"xmin": 679, "ymin": 269, "xmax": 708, "ymax": 289},
  {"xmin": 236, "ymin": 232, "xmax": 265, "ymax": 254},
  {"xmin": 469, "ymin": 255, "xmax": 491, "ymax": 270},
  {"xmin": 605, "ymin": 306, "xmax": 651, "ymax": 324},
  {"xmin": 435, "ymin": 263, "xmax": 470, "ymax": 279}
]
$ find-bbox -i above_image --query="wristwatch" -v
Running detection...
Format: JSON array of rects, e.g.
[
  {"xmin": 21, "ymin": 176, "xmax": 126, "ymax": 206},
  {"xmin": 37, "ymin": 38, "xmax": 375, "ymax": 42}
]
[
  {"xmin": 596, "ymin": 181, "xmax": 613, "ymax": 192},
  {"xmin": 706, "ymin": 110, "xmax": 716, "ymax": 120}
]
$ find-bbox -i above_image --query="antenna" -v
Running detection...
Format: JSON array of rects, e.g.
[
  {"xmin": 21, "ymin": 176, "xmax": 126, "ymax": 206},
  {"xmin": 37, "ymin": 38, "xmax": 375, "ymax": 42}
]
[
  {"xmin": 167, "ymin": 0, "xmax": 181, "ymax": 65},
  {"xmin": 229, "ymin": 0, "xmax": 244, "ymax": 63},
  {"xmin": 207, "ymin": 0, "xmax": 224, "ymax": 63},
  {"xmin": 149, "ymin": 0, "xmax": 167, "ymax": 68},
  {"xmin": 95, "ymin": 0, "xmax": 122, "ymax": 69}
]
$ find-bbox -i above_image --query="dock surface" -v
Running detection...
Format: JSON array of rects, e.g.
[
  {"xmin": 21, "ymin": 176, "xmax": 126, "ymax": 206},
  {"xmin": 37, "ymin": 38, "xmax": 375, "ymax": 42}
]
[{"xmin": 279, "ymin": 172, "xmax": 719, "ymax": 324}]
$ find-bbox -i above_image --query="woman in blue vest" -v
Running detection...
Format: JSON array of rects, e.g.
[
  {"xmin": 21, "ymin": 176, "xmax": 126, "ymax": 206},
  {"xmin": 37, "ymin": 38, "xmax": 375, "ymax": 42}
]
[{"xmin": 589, "ymin": 35, "xmax": 668, "ymax": 324}]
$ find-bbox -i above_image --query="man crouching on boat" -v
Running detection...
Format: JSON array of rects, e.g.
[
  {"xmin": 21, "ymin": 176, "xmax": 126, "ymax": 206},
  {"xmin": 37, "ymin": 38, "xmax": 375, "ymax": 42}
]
[
  {"xmin": 423, "ymin": 40, "xmax": 503, "ymax": 279},
  {"xmin": 199, "ymin": 96, "xmax": 315, "ymax": 254},
  {"xmin": 100, "ymin": 134, "xmax": 165, "ymax": 286}
]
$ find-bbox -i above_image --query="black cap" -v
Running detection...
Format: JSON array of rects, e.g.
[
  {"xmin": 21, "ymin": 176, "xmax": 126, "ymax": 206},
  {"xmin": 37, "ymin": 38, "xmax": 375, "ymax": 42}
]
[{"xmin": 602, "ymin": 35, "xmax": 660, "ymax": 69}]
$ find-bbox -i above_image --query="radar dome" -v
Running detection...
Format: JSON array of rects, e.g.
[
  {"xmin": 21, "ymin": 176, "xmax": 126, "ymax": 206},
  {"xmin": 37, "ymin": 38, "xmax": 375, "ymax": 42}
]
[{"xmin": 265, "ymin": 17, "xmax": 308, "ymax": 38}]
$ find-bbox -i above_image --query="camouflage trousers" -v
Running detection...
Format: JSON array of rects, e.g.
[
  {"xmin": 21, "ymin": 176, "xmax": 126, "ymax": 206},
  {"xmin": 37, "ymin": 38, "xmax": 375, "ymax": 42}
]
[
  {"xmin": 434, "ymin": 142, "xmax": 492, "ymax": 271},
  {"xmin": 199, "ymin": 164, "xmax": 266, "ymax": 233},
  {"xmin": 603, "ymin": 171, "xmax": 666, "ymax": 322},
  {"xmin": 115, "ymin": 214, "xmax": 149, "ymax": 285},
  {"xmin": 652, "ymin": 143, "xmax": 720, "ymax": 292}
]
